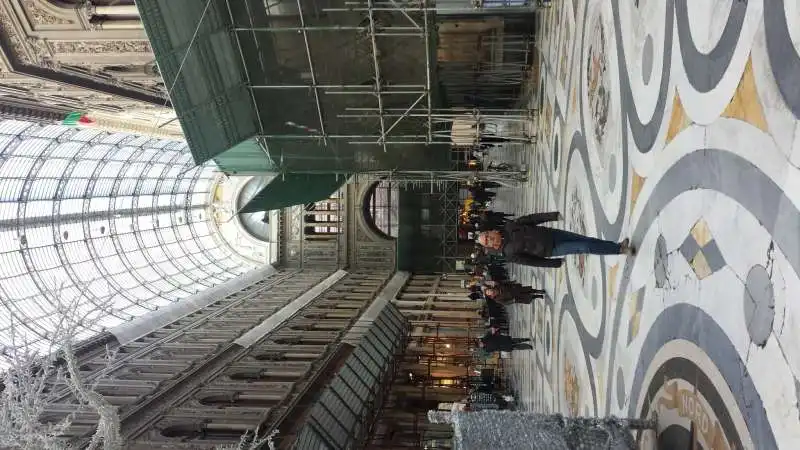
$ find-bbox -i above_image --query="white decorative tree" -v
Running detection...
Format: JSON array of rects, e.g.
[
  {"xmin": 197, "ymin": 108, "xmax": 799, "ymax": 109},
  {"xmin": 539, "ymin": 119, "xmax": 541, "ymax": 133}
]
[
  {"xmin": 215, "ymin": 427, "xmax": 279, "ymax": 450},
  {"xmin": 0, "ymin": 288, "xmax": 278, "ymax": 450},
  {"xmin": 0, "ymin": 290, "xmax": 122, "ymax": 450}
]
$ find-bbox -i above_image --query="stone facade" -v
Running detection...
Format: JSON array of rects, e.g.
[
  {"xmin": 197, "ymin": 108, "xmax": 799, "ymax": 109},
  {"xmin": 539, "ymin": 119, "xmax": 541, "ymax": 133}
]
[
  {"xmin": 279, "ymin": 177, "xmax": 397, "ymax": 270},
  {"xmin": 0, "ymin": 0, "xmax": 182, "ymax": 138},
  {"xmin": 46, "ymin": 269, "xmax": 393, "ymax": 448},
  {"xmin": 40, "ymin": 267, "xmax": 482, "ymax": 448}
]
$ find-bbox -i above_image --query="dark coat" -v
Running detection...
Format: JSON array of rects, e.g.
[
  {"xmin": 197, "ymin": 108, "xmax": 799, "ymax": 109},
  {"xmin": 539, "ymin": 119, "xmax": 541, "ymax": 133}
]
[
  {"xmin": 472, "ymin": 252, "xmax": 506, "ymax": 266},
  {"xmin": 480, "ymin": 181, "xmax": 503, "ymax": 189},
  {"xmin": 478, "ymin": 211, "xmax": 510, "ymax": 232},
  {"xmin": 480, "ymin": 334, "xmax": 514, "ymax": 352},
  {"xmin": 470, "ymin": 188, "xmax": 496, "ymax": 203},
  {"xmin": 500, "ymin": 212, "xmax": 564, "ymax": 268},
  {"xmin": 484, "ymin": 265, "xmax": 508, "ymax": 282},
  {"xmin": 483, "ymin": 298, "xmax": 506, "ymax": 319},
  {"xmin": 485, "ymin": 281, "xmax": 539, "ymax": 305}
]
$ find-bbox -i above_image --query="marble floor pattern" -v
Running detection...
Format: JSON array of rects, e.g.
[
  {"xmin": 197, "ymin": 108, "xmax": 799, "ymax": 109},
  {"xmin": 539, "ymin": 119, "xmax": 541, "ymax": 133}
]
[{"xmin": 492, "ymin": 1, "xmax": 800, "ymax": 449}]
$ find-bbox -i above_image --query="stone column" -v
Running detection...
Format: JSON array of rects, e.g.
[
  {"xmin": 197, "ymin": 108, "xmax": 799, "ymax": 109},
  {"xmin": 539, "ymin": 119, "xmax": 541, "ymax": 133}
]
[{"xmin": 92, "ymin": 4, "xmax": 140, "ymax": 16}]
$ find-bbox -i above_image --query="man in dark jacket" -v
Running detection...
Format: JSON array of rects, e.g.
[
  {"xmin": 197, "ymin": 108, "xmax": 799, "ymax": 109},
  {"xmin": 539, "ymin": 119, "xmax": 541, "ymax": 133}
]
[
  {"xmin": 480, "ymin": 298, "xmax": 508, "ymax": 323},
  {"xmin": 475, "ymin": 210, "xmax": 513, "ymax": 232},
  {"xmin": 478, "ymin": 327, "xmax": 532, "ymax": 352},
  {"xmin": 483, "ymin": 280, "xmax": 545, "ymax": 305},
  {"xmin": 476, "ymin": 211, "xmax": 634, "ymax": 268}
]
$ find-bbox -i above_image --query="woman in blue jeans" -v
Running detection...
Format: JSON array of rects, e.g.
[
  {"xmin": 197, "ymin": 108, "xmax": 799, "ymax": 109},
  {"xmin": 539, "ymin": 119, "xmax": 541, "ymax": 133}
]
[{"xmin": 476, "ymin": 211, "xmax": 634, "ymax": 268}]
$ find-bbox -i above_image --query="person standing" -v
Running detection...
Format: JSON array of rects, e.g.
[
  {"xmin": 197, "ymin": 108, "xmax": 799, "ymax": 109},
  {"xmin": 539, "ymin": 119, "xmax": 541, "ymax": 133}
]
[
  {"xmin": 482, "ymin": 280, "xmax": 545, "ymax": 305},
  {"xmin": 476, "ymin": 211, "xmax": 634, "ymax": 268},
  {"xmin": 478, "ymin": 327, "xmax": 533, "ymax": 352}
]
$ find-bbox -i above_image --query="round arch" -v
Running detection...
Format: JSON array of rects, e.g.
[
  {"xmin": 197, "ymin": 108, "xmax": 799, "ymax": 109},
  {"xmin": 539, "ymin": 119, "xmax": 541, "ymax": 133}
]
[{"xmin": 361, "ymin": 179, "xmax": 398, "ymax": 240}]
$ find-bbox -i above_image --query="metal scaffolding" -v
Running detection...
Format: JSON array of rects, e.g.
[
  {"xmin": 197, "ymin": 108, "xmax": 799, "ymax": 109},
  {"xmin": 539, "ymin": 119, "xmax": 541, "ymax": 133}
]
[
  {"xmin": 223, "ymin": 0, "xmax": 433, "ymax": 153},
  {"xmin": 226, "ymin": 0, "xmax": 539, "ymax": 157},
  {"xmin": 439, "ymin": 179, "xmax": 461, "ymax": 273},
  {"xmin": 223, "ymin": 0, "xmax": 540, "ymax": 267},
  {"xmin": 356, "ymin": 170, "xmax": 527, "ymax": 189},
  {"xmin": 355, "ymin": 170, "xmax": 521, "ymax": 272}
]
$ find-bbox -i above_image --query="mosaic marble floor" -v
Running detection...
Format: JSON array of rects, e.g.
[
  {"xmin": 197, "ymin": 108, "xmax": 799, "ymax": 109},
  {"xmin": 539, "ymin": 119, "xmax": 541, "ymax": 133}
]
[{"xmin": 492, "ymin": 1, "xmax": 800, "ymax": 448}]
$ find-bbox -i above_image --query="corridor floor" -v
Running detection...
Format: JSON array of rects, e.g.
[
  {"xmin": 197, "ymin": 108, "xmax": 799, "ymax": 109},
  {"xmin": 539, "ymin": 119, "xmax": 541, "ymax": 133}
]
[{"xmin": 492, "ymin": 1, "xmax": 800, "ymax": 448}]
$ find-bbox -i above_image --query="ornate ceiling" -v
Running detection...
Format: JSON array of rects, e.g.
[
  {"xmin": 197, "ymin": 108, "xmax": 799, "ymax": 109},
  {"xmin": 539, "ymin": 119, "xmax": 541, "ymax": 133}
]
[{"xmin": 0, "ymin": 0, "xmax": 182, "ymax": 137}]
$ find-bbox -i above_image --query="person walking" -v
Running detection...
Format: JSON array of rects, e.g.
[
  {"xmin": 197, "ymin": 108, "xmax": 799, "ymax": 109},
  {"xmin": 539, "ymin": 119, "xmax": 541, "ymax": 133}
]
[
  {"xmin": 476, "ymin": 211, "xmax": 634, "ymax": 268},
  {"xmin": 478, "ymin": 327, "xmax": 533, "ymax": 352}
]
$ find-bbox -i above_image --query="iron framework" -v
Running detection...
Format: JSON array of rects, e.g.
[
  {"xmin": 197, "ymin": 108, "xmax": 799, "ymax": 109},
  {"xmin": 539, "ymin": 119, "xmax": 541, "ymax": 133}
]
[
  {"xmin": 225, "ymin": 0, "xmax": 539, "ymax": 157},
  {"xmin": 0, "ymin": 120, "xmax": 257, "ymax": 352}
]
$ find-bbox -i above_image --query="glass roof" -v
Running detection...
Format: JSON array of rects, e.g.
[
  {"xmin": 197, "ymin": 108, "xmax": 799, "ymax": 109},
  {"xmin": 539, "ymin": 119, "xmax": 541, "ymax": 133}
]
[{"xmin": 0, "ymin": 120, "xmax": 256, "ymax": 352}]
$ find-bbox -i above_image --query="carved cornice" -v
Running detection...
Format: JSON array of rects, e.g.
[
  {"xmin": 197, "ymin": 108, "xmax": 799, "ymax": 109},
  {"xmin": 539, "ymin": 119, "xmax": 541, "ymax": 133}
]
[
  {"xmin": 50, "ymin": 39, "xmax": 151, "ymax": 54},
  {"xmin": 0, "ymin": 97, "xmax": 66, "ymax": 122},
  {"xmin": 26, "ymin": 36, "xmax": 52, "ymax": 65}
]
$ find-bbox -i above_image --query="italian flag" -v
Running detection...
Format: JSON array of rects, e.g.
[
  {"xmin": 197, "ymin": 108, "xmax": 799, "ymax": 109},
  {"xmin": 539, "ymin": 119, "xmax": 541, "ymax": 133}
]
[{"xmin": 62, "ymin": 112, "xmax": 96, "ymax": 127}]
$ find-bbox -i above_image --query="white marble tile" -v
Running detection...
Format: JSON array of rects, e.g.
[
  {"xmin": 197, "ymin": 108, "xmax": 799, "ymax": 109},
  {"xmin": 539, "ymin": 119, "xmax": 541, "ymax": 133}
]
[{"xmin": 492, "ymin": 3, "xmax": 800, "ymax": 446}]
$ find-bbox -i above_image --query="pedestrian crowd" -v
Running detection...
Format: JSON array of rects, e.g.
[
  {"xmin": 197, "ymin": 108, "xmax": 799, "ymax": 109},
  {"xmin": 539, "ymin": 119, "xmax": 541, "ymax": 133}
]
[{"xmin": 461, "ymin": 178, "xmax": 636, "ymax": 356}]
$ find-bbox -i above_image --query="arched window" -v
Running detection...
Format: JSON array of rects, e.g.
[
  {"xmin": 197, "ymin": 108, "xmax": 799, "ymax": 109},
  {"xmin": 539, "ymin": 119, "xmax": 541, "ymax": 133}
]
[
  {"xmin": 252, "ymin": 351, "xmax": 287, "ymax": 361},
  {"xmin": 228, "ymin": 371, "xmax": 300, "ymax": 383},
  {"xmin": 161, "ymin": 423, "xmax": 248, "ymax": 440},
  {"xmin": 363, "ymin": 180, "xmax": 398, "ymax": 239},
  {"xmin": 198, "ymin": 392, "xmax": 281, "ymax": 407}
]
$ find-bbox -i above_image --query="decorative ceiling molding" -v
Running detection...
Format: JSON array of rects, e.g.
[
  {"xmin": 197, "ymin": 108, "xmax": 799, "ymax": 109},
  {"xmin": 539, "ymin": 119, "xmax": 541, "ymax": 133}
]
[
  {"xmin": 0, "ymin": 0, "xmax": 178, "ymax": 131},
  {"xmin": 22, "ymin": 0, "xmax": 75, "ymax": 26},
  {"xmin": 0, "ymin": 2, "xmax": 35, "ymax": 64},
  {"xmin": 0, "ymin": 1, "xmax": 169, "ymax": 107},
  {"xmin": 50, "ymin": 39, "xmax": 151, "ymax": 54}
]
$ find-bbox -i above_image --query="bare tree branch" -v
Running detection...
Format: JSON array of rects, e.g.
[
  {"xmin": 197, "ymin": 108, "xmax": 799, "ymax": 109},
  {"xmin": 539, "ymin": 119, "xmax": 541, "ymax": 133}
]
[
  {"xmin": 0, "ymin": 285, "xmax": 122, "ymax": 450},
  {"xmin": 1, "ymin": 283, "xmax": 267, "ymax": 450},
  {"xmin": 215, "ymin": 427, "xmax": 279, "ymax": 450},
  {"xmin": 0, "ymin": 321, "xmax": 74, "ymax": 449}
]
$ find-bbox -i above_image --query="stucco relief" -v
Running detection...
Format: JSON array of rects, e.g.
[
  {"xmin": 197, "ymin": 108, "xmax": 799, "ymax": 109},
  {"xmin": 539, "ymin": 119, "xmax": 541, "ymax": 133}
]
[
  {"xmin": 50, "ymin": 40, "xmax": 151, "ymax": 54},
  {"xmin": 22, "ymin": 0, "xmax": 74, "ymax": 25},
  {"xmin": 0, "ymin": 3, "xmax": 183, "ymax": 138},
  {"xmin": 0, "ymin": 6, "xmax": 32, "ymax": 64},
  {"xmin": 355, "ymin": 227, "xmax": 370, "ymax": 242},
  {"xmin": 289, "ymin": 205, "xmax": 303, "ymax": 241},
  {"xmin": 26, "ymin": 36, "xmax": 52, "ymax": 65}
]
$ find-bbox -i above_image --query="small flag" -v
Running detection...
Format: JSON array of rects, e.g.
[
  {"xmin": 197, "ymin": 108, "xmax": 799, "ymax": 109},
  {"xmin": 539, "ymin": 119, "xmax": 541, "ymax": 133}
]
[
  {"xmin": 62, "ymin": 112, "xmax": 82, "ymax": 126},
  {"xmin": 62, "ymin": 112, "xmax": 95, "ymax": 126}
]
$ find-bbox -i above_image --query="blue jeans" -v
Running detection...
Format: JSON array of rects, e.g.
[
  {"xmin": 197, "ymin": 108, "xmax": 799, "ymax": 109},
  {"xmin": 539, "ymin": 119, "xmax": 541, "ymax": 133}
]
[{"xmin": 550, "ymin": 229, "xmax": 621, "ymax": 256}]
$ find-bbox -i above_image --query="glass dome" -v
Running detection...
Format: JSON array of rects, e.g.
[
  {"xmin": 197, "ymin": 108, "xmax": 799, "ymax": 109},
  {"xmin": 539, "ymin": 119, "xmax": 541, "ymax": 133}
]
[{"xmin": 0, "ymin": 120, "xmax": 257, "ymax": 352}]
